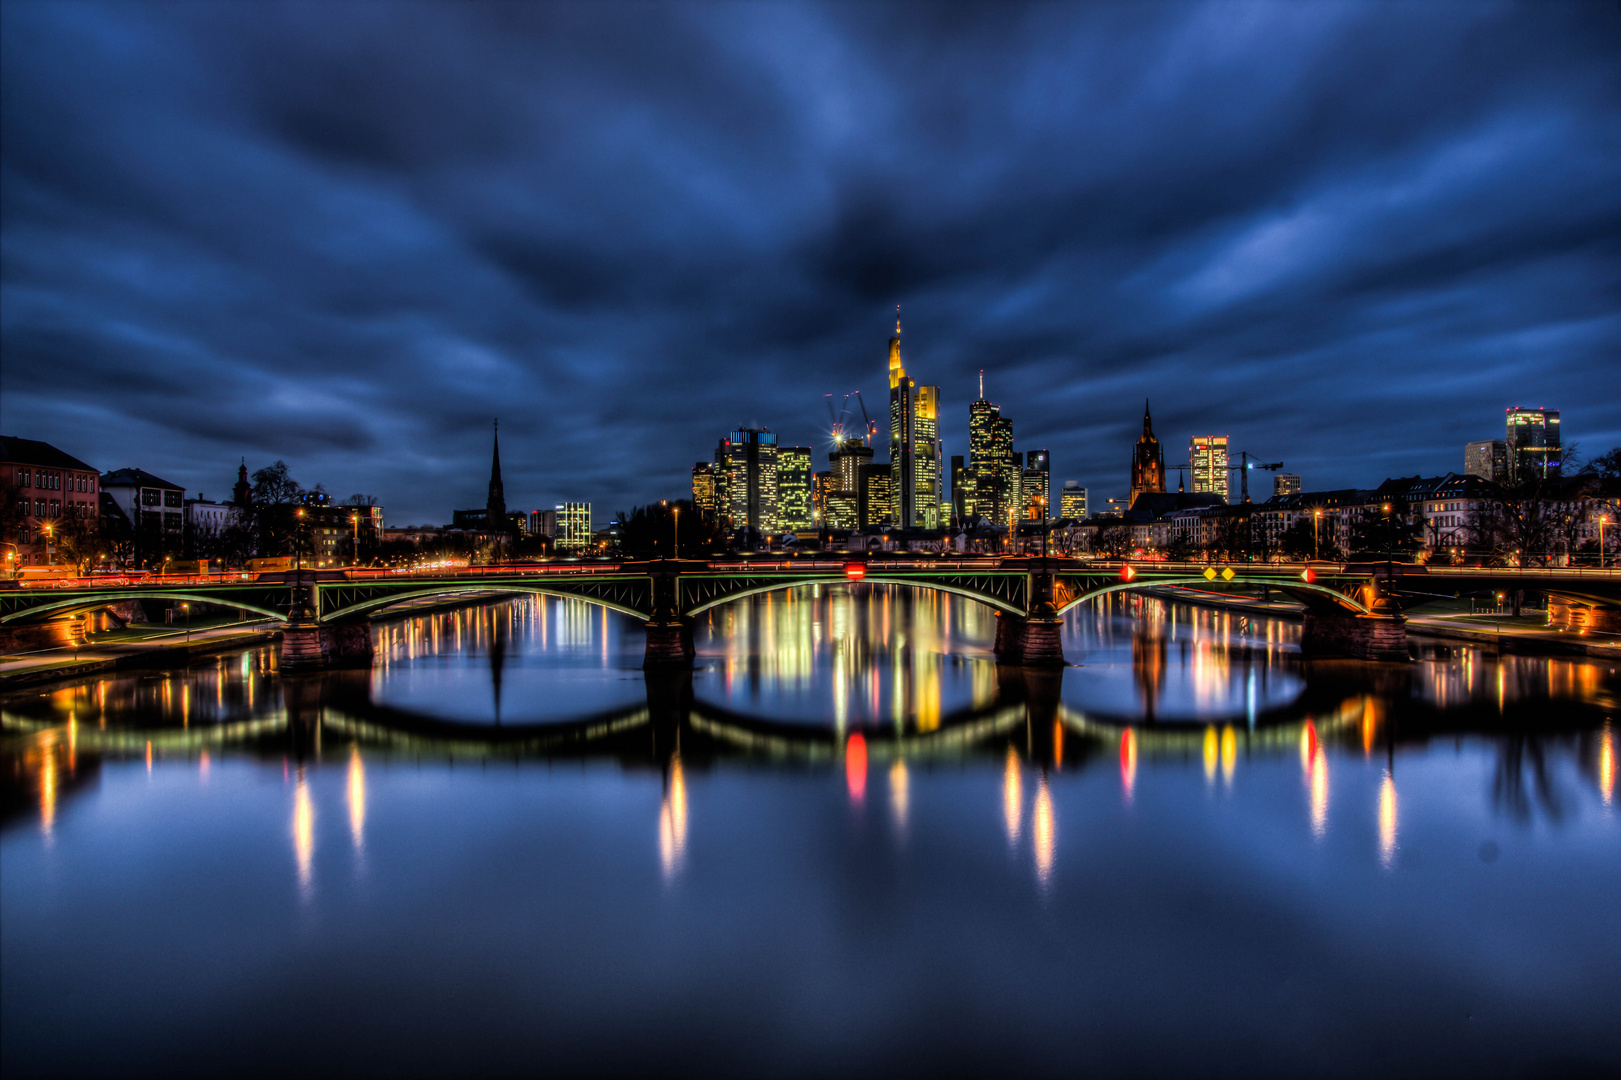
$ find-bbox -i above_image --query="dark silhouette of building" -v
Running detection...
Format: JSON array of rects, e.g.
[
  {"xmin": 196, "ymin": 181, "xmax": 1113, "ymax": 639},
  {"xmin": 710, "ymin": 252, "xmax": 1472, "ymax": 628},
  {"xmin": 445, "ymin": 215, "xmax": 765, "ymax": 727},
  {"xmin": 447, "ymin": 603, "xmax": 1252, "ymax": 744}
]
[
  {"xmin": 487, "ymin": 421, "xmax": 508, "ymax": 529},
  {"xmin": 232, "ymin": 458, "xmax": 252, "ymax": 507},
  {"xmin": 1130, "ymin": 401, "xmax": 1166, "ymax": 509}
]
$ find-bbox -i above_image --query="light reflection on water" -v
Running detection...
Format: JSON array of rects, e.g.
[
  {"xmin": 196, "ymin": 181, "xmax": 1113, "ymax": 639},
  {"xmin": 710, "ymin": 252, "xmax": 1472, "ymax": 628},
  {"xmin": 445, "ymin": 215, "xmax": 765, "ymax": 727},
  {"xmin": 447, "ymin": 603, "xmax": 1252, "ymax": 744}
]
[{"xmin": 2, "ymin": 589, "xmax": 1619, "ymax": 1077}]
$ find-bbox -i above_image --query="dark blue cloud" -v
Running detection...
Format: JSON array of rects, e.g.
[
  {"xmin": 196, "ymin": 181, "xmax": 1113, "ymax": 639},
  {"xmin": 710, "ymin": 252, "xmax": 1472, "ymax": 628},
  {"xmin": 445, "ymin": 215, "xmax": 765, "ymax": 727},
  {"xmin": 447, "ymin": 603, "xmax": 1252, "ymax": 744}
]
[{"xmin": 3, "ymin": 0, "xmax": 1618, "ymax": 521}]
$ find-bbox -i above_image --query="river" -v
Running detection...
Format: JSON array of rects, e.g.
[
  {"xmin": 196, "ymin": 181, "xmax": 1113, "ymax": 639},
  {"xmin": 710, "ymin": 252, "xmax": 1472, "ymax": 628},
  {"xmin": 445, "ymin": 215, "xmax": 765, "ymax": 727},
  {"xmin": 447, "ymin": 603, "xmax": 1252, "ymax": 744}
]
[{"xmin": 3, "ymin": 586, "xmax": 1617, "ymax": 1077}]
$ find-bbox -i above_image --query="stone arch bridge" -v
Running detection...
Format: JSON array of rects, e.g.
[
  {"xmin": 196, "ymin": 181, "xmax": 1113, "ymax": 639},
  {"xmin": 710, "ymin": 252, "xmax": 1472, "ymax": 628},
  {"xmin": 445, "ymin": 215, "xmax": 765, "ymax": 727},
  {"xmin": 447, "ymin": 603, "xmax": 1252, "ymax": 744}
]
[{"xmin": 0, "ymin": 557, "xmax": 1430, "ymax": 667}]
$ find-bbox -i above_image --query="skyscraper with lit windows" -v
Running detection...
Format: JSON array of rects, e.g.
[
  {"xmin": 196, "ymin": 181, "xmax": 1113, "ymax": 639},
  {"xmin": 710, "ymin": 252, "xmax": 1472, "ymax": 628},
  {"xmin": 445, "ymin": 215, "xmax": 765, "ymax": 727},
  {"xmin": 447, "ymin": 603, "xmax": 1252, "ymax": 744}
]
[
  {"xmin": 777, "ymin": 446, "xmax": 813, "ymax": 531},
  {"xmin": 1190, "ymin": 435, "xmax": 1229, "ymax": 502},
  {"xmin": 886, "ymin": 315, "xmax": 942, "ymax": 529},
  {"xmin": 1505, "ymin": 407, "xmax": 1560, "ymax": 484}
]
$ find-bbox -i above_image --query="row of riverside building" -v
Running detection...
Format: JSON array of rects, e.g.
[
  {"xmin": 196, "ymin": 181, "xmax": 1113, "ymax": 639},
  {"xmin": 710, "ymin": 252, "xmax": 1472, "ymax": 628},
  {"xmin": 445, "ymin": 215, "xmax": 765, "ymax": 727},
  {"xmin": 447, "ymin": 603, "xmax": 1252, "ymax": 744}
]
[{"xmin": 2, "ymin": 435, "xmax": 385, "ymax": 571}]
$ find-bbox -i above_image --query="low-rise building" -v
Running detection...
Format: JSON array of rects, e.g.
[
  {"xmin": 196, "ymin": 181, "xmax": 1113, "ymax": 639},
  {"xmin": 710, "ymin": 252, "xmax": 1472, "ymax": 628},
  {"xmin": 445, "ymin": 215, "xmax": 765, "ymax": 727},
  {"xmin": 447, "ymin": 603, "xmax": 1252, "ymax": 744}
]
[{"xmin": 1, "ymin": 436, "xmax": 101, "ymax": 569}]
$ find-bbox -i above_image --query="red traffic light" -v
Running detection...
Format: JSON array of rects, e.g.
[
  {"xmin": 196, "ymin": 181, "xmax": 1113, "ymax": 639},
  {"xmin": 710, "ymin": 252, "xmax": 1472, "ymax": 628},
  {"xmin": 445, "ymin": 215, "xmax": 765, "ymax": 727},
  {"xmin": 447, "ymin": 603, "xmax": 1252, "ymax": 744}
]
[{"xmin": 845, "ymin": 563, "xmax": 867, "ymax": 581}]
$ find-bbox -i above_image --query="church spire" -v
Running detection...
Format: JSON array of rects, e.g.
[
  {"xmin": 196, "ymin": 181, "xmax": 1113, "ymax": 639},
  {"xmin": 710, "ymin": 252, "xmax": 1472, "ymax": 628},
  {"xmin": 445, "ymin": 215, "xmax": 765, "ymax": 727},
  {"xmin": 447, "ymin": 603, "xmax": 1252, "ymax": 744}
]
[
  {"xmin": 486, "ymin": 419, "xmax": 508, "ymax": 529},
  {"xmin": 1144, "ymin": 399, "xmax": 1154, "ymax": 437}
]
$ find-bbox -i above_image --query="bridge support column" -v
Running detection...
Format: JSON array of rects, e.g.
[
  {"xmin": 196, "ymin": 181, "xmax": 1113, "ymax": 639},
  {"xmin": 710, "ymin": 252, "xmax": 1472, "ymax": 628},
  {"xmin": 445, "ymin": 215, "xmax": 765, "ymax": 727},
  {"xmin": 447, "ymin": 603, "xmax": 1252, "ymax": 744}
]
[
  {"xmin": 644, "ymin": 621, "xmax": 695, "ymax": 667},
  {"xmin": 279, "ymin": 619, "xmax": 374, "ymax": 671},
  {"xmin": 1301, "ymin": 611, "xmax": 1408, "ymax": 662},
  {"xmin": 1547, "ymin": 598, "xmax": 1621, "ymax": 635},
  {"xmin": 993, "ymin": 613, "xmax": 1065, "ymax": 667}
]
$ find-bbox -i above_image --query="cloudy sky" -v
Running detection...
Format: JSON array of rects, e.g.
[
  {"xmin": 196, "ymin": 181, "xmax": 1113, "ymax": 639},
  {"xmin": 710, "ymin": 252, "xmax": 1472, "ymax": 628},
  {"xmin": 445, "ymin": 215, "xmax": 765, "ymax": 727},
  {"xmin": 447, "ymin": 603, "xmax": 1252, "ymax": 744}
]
[{"xmin": 3, "ymin": 1, "xmax": 1617, "ymax": 523}]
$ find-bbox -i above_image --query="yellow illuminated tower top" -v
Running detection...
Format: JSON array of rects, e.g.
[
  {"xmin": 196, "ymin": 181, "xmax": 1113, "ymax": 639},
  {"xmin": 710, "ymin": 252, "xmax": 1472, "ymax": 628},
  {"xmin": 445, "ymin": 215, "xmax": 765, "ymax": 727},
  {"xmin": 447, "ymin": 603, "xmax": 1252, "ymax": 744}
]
[{"xmin": 888, "ymin": 307, "xmax": 904, "ymax": 390}]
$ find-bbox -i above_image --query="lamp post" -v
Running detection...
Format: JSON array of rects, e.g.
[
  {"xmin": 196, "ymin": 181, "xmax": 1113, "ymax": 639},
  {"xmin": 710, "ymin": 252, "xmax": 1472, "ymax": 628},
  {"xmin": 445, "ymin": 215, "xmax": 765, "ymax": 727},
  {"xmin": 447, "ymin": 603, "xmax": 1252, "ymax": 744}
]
[
  {"xmin": 673, "ymin": 506, "xmax": 680, "ymax": 559},
  {"xmin": 182, "ymin": 602, "xmax": 190, "ymax": 646},
  {"xmin": 350, "ymin": 512, "xmax": 360, "ymax": 567},
  {"xmin": 44, "ymin": 523, "xmax": 53, "ymax": 567},
  {"xmin": 1600, "ymin": 515, "xmax": 1609, "ymax": 569},
  {"xmin": 1313, "ymin": 509, "xmax": 1321, "ymax": 562}
]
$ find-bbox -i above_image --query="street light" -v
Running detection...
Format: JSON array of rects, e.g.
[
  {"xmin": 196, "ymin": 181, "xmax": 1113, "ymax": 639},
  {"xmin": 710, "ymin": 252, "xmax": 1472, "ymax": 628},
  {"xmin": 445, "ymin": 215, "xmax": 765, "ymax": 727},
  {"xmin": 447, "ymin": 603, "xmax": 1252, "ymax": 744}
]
[
  {"xmin": 1313, "ymin": 509, "xmax": 1321, "ymax": 562},
  {"xmin": 350, "ymin": 512, "xmax": 360, "ymax": 567},
  {"xmin": 673, "ymin": 506, "xmax": 680, "ymax": 558},
  {"xmin": 182, "ymin": 601, "xmax": 190, "ymax": 646},
  {"xmin": 1600, "ymin": 515, "xmax": 1609, "ymax": 569},
  {"xmin": 43, "ymin": 522, "xmax": 53, "ymax": 567}
]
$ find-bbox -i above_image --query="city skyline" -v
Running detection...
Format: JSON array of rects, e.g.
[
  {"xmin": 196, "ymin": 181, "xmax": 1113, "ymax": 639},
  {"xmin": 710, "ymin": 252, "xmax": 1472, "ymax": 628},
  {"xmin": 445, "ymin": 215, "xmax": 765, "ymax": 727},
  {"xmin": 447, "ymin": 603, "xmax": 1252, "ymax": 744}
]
[{"xmin": 3, "ymin": 3, "xmax": 1617, "ymax": 522}]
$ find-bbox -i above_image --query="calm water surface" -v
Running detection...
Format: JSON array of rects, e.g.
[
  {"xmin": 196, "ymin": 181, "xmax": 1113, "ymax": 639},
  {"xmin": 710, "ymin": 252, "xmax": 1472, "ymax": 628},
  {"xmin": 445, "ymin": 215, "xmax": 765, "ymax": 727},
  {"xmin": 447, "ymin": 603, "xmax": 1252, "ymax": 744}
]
[{"xmin": 3, "ymin": 586, "xmax": 1618, "ymax": 1078}]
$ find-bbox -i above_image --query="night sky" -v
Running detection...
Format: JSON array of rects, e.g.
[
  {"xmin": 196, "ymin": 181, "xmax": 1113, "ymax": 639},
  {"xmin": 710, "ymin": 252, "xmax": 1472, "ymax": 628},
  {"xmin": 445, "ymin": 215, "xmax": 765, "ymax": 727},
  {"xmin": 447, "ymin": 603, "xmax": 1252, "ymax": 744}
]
[{"xmin": 3, "ymin": 1, "xmax": 1618, "ymax": 525}]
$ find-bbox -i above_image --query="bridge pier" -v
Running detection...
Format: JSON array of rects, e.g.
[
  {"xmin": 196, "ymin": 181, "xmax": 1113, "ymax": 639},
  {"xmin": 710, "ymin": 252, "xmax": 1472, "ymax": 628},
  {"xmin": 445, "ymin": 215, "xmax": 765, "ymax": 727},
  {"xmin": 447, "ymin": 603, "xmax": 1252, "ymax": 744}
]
[
  {"xmin": 644, "ymin": 621, "xmax": 695, "ymax": 667},
  {"xmin": 279, "ymin": 619, "xmax": 374, "ymax": 671},
  {"xmin": 1546, "ymin": 597, "xmax": 1621, "ymax": 635},
  {"xmin": 993, "ymin": 613, "xmax": 1066, "ymax": 667},
  {"xmin": 1300, "ymin": 611, "xmax": 1408, "ymax": 662}
]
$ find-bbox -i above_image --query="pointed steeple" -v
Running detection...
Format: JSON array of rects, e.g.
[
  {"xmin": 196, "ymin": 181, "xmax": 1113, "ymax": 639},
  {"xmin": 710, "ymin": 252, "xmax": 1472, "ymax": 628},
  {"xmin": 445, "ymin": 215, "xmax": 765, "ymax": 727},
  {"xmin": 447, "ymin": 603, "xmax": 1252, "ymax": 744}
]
[
  {"xmin": 233, "ymin": 457, "xmax": 252, "ymax": 507},
  {"xmin": 486, "ymin": 419, "xmax": 508, "ymax": 529},
  {"xmin": 1143, "ymin": 399, "xmax": 1154, "ymax": 437}
]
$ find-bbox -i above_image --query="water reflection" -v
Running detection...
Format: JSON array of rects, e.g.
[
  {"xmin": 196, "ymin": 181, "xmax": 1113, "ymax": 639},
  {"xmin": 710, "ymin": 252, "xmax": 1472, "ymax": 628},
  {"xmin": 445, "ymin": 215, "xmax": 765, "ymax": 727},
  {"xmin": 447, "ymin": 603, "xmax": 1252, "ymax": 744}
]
[
  {"xmin": 1002, "ymin": 747, "xmax": 1021, "ymax": 846},
  {"xmin": 659, "ymin": 752, "xmax": 688, "ymax": 881},
  {"xmin": 293, "ymin": 768, "xmax": 314, "ymax": 896},
  {"xmin": 1378, "ymin": 770, "xmax": 1398, "ymax": 868},
  {"xmin": 347, "ymin": 745, "xmax": 366, "ymax": 853},
  {"xmin": 1032, "ymin": 773, "xmax": 1055, "ymax": 888}
]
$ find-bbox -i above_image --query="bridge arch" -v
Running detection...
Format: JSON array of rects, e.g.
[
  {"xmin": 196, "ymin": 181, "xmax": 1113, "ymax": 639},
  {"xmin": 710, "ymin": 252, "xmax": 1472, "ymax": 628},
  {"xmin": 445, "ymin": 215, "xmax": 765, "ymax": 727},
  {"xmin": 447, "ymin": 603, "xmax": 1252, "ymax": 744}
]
[
  {"xmin": 1053, "ymin": 577, "xmax": 1370, "ymax": 617},
  {"xmin": 680, "ymin": 575, "xmax": 1026, "ymax": 618},
  {"xmin": 0, "ymin": 591, "xmax": 290, "ymax": 626},
  {"xmin": 320, "ymin": 583, "xmax": 651, "ymax": 624}
]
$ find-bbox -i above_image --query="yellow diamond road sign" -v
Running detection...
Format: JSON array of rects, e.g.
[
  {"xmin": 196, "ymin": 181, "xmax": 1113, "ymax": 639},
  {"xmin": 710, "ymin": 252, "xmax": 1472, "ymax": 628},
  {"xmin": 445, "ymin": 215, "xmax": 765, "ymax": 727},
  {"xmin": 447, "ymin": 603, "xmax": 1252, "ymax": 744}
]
[
  {"xmin": 1222, "ymin": 567, "xmax": 1236, "ymax": 581},
  {"xmin": 1203, "ymin": 567, "xmax": 1217, "ymax": 581}
]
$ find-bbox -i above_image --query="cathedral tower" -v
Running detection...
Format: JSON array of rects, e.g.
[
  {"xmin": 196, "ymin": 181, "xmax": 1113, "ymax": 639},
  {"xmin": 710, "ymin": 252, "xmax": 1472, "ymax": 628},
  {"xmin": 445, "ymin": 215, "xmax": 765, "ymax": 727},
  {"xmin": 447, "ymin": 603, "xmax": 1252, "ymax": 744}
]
[{"xmin": 1129, "ymin": 401, "xmax": 1166, "ymax": 508}]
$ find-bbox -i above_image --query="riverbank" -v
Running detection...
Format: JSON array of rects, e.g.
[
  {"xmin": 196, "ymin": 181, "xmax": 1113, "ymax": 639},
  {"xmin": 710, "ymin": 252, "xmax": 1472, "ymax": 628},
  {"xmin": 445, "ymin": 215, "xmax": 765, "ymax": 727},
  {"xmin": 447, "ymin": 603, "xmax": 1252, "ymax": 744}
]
[
  {"xmin": 1145, "ymin": 585, "xmax": 1621, "ymax": 659},
  {"xmin": 0, "ymin": 590, "xmax": 526, "ymax": 690},
  {"xmin": 0, "ymin": 623, "xmax": 281, "ymax": 689}
]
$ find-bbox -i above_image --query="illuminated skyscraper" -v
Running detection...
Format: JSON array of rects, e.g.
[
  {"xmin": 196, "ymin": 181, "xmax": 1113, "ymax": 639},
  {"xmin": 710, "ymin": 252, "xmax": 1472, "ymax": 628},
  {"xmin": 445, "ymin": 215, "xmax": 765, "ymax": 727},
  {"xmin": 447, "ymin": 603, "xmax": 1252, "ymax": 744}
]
[
  {"xmin": 830, "ymin": 437, "xmax": 874, "ymax": 528},
  {"xmin": 886, "ymin": 315, "xmax": 942, "ymax": 528},
  {"xmin": 1022, "ymin": 448, "xmax": 1050, "ymax": 520},
  {"xmin": 1505, "ymin": 407, "xmax": 1560, "ymax": 484},
  {"xmin": 557, "ymin": 502, "xmax": 591, "ymax": 553},
  {"xmin": 1189, "ymin": 435, "xmax": 1229, "ymax": 502},
  {"xmin": 691, "ymin": 462, "xmax": 719, "ymax": 523},
  {"xmin": 1273, "ymin": 473, "xmax": 1300, "ymax": 498},
  {"xmin": 1130, "ymin": 401, "xmax": 1166, "ymax": 508},
  {"xmin": 721, "ymin": 429, "xmax": 778, "ymax": 534},
  {"xmin": 777, "ymin": 446, "xmax": 814, "ymax": 531},
  {"xmin": 966, "ymin": 379, "xmax": 1018, "ymax": 524},
  {"xmin": 861, "ymin": 465, "xmax": 893, "ymax": 529},
  {"xmin": 1059, "ymin": 482, "xmax": 1088, "ymax": 521}
]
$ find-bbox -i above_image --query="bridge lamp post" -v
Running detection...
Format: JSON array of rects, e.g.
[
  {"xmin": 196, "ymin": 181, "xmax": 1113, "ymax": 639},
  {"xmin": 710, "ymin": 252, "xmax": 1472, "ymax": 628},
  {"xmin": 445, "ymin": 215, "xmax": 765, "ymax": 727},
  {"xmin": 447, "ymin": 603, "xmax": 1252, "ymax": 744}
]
[
  {"xmin": 1313, "ymin": 510, "xmax": 1321, "ymax": 562},
  {"xmin": 350, "ymin": 513, "xmax": 359, "ymax": 567},
  {"xmin": 673, "ymin": 506, "xmax": 680, "ymax": 559},
  {"xmin": 1600, "ymin": 515, "xmax": 1609, "ymax": 569},
  {"xmin": 182, "ymin": 602, "xmax": 190, "ymax": 646}
]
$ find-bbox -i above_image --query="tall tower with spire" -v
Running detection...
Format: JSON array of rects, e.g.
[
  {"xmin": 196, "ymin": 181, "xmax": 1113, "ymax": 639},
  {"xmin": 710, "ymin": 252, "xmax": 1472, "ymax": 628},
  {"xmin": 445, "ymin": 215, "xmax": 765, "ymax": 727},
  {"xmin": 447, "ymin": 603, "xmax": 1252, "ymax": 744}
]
[
  {"xmin": 885, "ymin": 310, "xmax": 942, "ymax": 528},
  {"xmin": 486, "ymin": 420, "xmax": 509, "ymax": 531},
  {"xmin": 1129, "ymin": 400, "xmax": 1166, "ymax": 508}
]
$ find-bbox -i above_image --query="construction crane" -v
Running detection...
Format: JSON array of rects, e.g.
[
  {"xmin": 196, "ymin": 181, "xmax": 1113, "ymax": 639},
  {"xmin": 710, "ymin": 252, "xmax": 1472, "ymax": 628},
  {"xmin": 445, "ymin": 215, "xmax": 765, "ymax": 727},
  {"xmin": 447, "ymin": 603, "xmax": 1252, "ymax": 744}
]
[
  {"xmin": 1232, "ymin": 452, "xmax": 1283, "ymax": 503},
  {"xmin": 1170, "ymin": 453, "xmax": 1282, "ymax": 502},
  {"xmin": 825, "ymin": 391, "xmax": 878, "ymax": 448}
]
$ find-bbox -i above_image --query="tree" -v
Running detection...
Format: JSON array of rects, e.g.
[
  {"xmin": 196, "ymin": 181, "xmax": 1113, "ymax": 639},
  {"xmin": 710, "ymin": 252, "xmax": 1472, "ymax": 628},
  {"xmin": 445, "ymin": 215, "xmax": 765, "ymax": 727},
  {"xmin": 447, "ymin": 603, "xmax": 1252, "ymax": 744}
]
[
  {"xmin": 614, "ymin": 501, "xmax": 726, "ymax": 559},
  {"xmin": 250, "ymin": 460, "xmax": 306, "ymax": 557},
  {"xmin": 1345, "ymin": 504, "xmax": 1423, "ymax": 560},
  {"xmin": 51, "ymin": 509, "xmax": 109, "ymax": 574}
]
